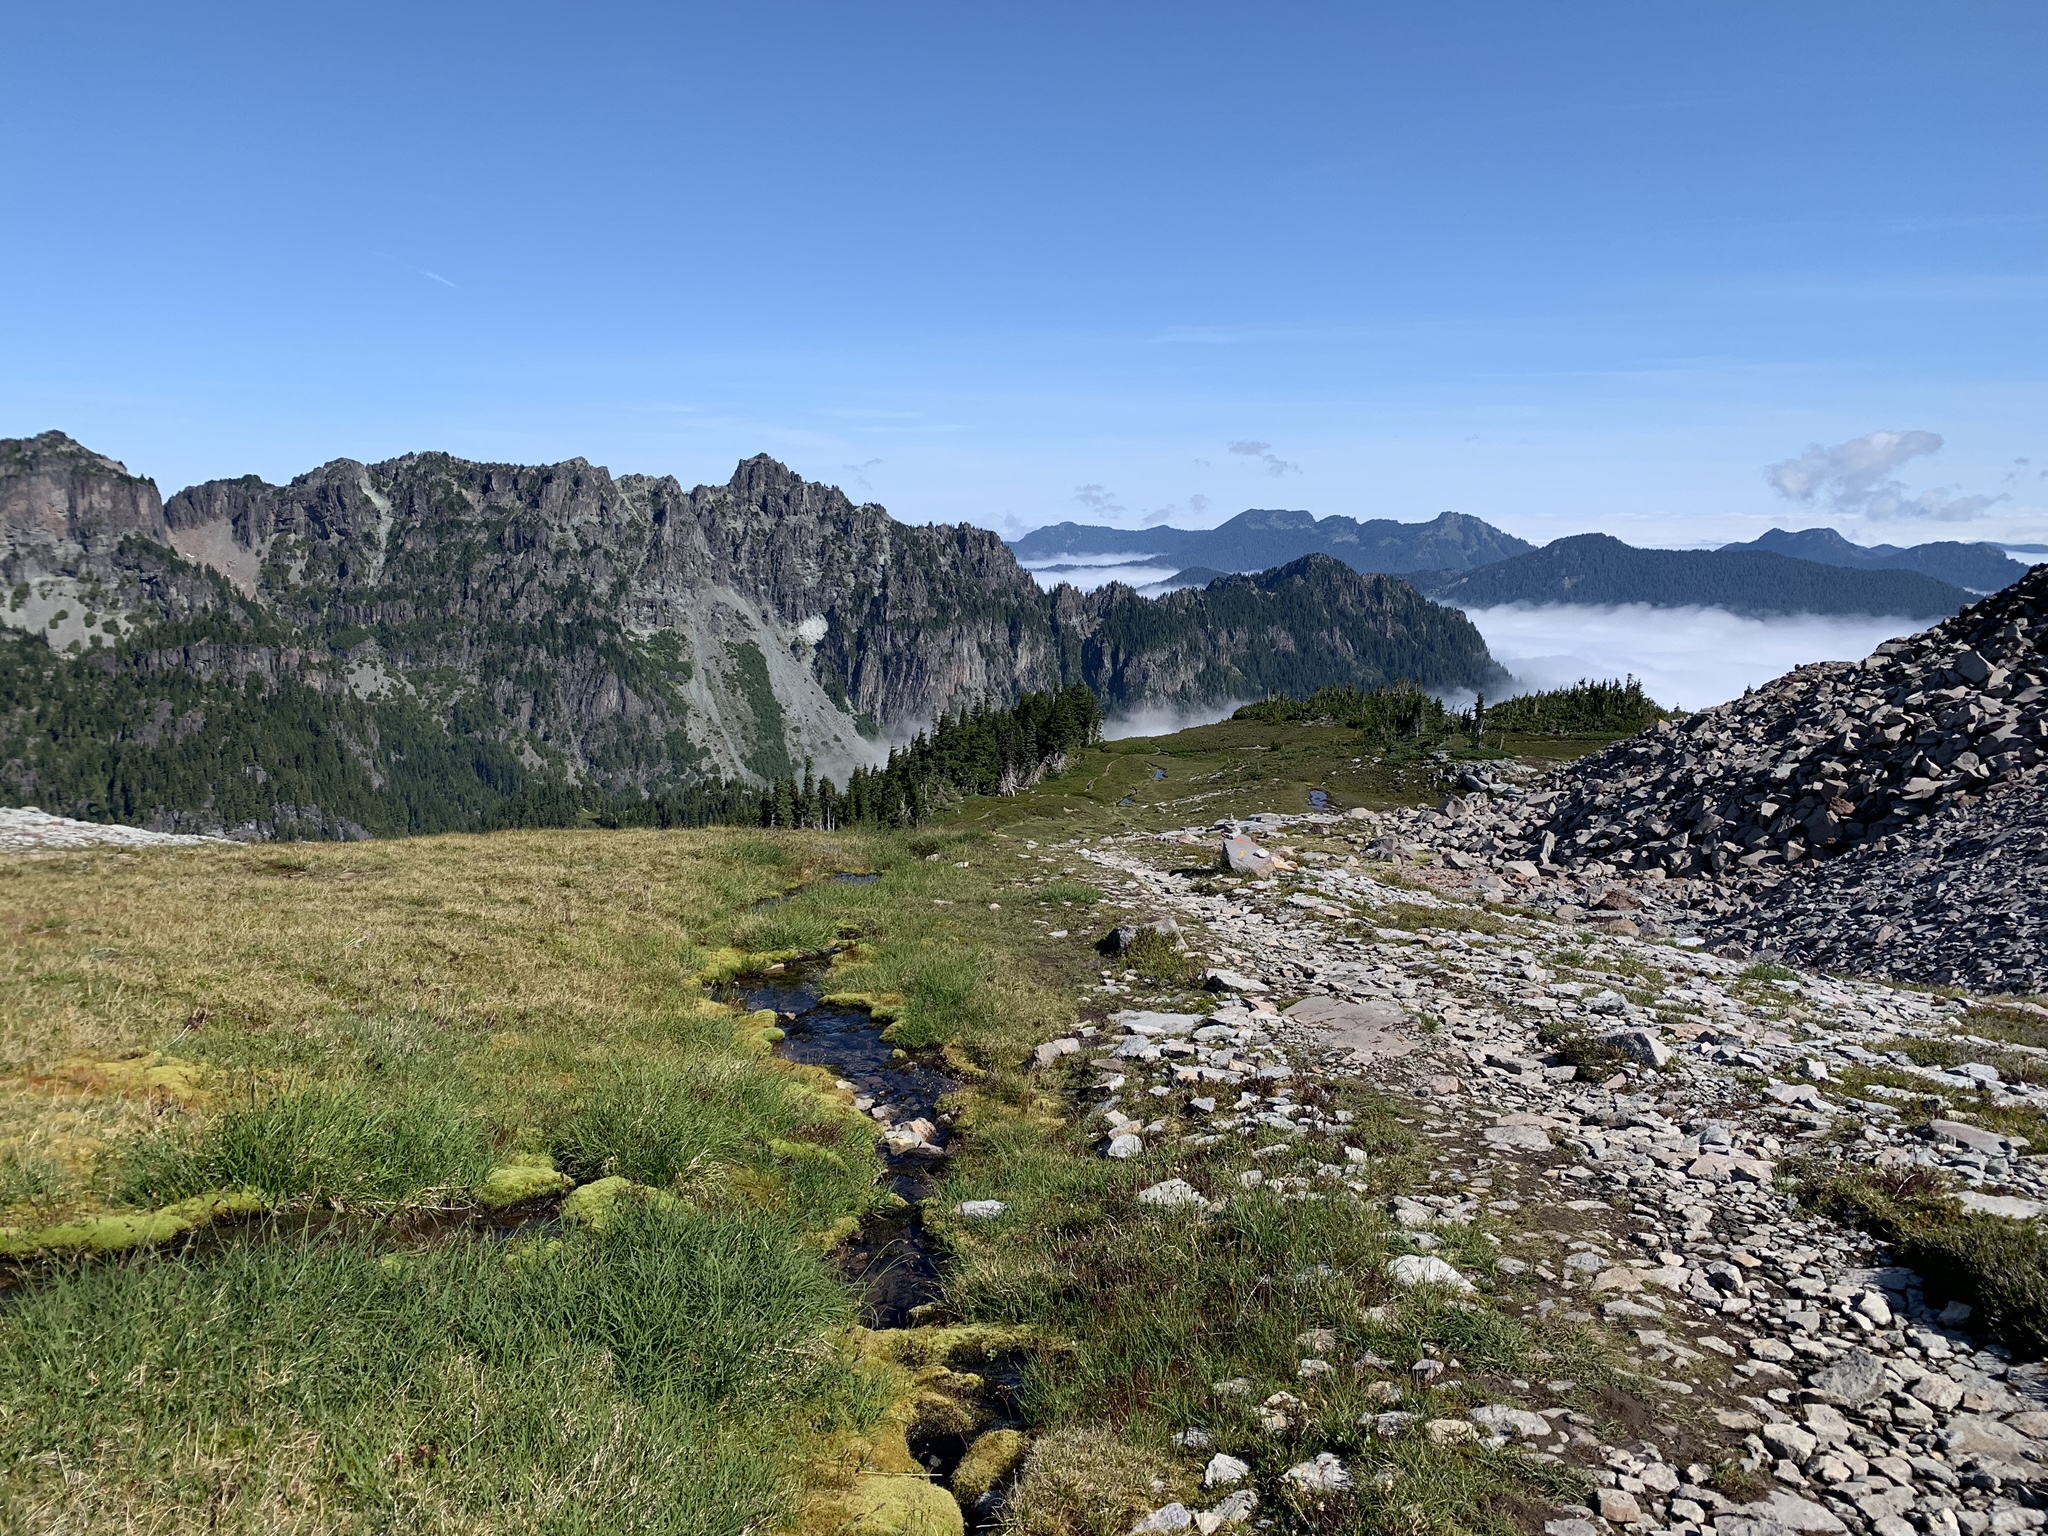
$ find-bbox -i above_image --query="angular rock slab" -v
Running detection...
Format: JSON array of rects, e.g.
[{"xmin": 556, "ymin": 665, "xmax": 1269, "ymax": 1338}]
[{"xmin": 1282, "ymin": 996, "xmax": 1415, "ymax": 1061}]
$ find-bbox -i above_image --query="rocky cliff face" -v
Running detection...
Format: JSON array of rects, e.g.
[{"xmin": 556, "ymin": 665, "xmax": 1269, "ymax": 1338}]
[{"xmin": 1, "ymin": 433, "xmax": 1505, "ymax": 836}]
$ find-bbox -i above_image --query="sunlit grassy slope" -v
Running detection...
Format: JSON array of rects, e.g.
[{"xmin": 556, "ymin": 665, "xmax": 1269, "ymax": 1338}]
[{"xmin": 0, "ymin": 713, "xmax": 1641, "ymax": 1534}]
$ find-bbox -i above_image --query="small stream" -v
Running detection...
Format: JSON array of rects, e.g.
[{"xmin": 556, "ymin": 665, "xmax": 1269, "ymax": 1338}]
[{"xmin": 736, "ymin": 958, "xmax": 954, "ymax": 1329}]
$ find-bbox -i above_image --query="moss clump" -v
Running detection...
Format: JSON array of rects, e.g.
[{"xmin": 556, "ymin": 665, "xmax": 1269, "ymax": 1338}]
[
  {"xmin": 813, "ymin": 1475, "xmax": 962, "ymax": 1535},
  {"xmin": 557, "ymin": 1175, "xmax": 682, "ymax": 1231},
  {"xmin": 950, "ymin": 1427, "xmax": 1027, "ymax": 1507},
  {"xmin": 474, "ymin": 1153, "xmax": 573, "ymax": 1209},
  {"xmin": 0, "ymin": 1189, "xmax": 265, "ymax": 1259}
]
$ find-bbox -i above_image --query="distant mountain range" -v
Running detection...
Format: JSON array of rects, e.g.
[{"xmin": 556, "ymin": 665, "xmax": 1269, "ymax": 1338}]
[
  {"xmin": 0, "ymin": 432, "xmax": 1506, "ymax": 838},
  {"xmin": 1011, "ymin": 508, "xmax": 2036, "ymax": 616},
  {"xmin": 1409, "ymin": 534, "xmax": 1975, "ymax": 619},
  {"xmin": 1716, "ymin": 527, "xmax": 2030, "ymax": 593},
  {"xmin": 1011, "ymin": 506, "xmax": 1532, "ymax": 577}
]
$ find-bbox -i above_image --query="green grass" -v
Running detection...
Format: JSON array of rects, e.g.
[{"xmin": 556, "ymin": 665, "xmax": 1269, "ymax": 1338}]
[
  {"xmin": 119, "ymin": 1082, "xmax": 499, "ymax": 1209},
  {"xmin": 0, "ymin": 1201, "xmax": 878, "ymax": 1534}
]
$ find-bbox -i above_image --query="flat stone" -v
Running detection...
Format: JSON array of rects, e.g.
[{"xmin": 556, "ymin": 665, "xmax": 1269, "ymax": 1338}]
[
  {"xmin": 1930, "ymin": 1118, "xmax": 2017, "ymax": 1155},
  {"xmin": 1749, "ymin": 1337, "xmax": 1796, "ymax": 1362},
  {"xmin": 1483, "ymin": 1123, "xmax": 1554, "ymax": 1152},
  {"xmin": 1281, "ymin": 995, "xmax": 1415, "ymax": 1060},
  {"xmin": 1730, "ymin": 1490, "xmax": 1848, "ymax": 1532},
  {"xmin": 1472, "ymin": 1404, "xmax": 1554, "ymax": 1440},
  {"xmin": 1808, "ymin": 1348, "xmax": 1889, "ymax": 1407},
  {"xmin": 1033, "ymin": 1037, "xmax": 1082, "ymax": 1067},
  {"xmin": 1387, "ymin": 1254, "xmax": 1475, "ymax": 1292},
  {"xmin": 1945, "ymin": 1413, "xmax": 2043, "ymax": 1469},
  {"xmin": 1106, "ymin": 1132, "xmax": 1144, "ymax": 1159},
  {"xmin": 1424, "ymin": 1418, "xmax": 1477, "ymax": 1445},
  {"xmin": 1954, "ymin": 1191, "xmax": 2048, "ymax": 1219}
]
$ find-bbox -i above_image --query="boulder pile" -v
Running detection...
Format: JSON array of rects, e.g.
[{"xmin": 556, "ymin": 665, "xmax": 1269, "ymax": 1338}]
[
  {"xmin": 1705, "ymin": 771, "xmax": 2048, "ymax": 993},
  {"xmin": 1502, "ymin": 566, "xmax": 2046, "ymax": 883}
]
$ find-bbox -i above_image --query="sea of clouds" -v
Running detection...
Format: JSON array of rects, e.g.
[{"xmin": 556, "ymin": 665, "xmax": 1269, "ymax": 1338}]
[{"xmin": 1463, "ymin": 604, "xmax": 1928, "ymax": 713}]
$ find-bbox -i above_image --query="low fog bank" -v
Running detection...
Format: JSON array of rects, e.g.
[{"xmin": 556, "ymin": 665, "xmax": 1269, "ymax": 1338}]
[
  {"xmin": 1466, "ymin": 604, "xmax": 1929, "ymax": 714},
  {"xmin": 1021, "ymin": 557, "xmax": 1182, "ymax": 591},
  {"xmin": 1102, "ymin": 699, "xmax": 1249, "ymax": 741}
]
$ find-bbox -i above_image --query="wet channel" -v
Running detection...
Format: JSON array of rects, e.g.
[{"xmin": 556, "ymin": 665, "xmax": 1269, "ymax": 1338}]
[{"xmin": 735, "ymin": 957, "xmax": 955, "ymax": 1329}]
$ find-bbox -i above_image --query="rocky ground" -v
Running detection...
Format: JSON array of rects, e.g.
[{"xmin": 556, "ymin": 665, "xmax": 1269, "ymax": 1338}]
[
  {"xmin": 1352, "ymin": 566, "xmax": 2048, "ymax": 993},
  {"xmin": 1031, "ymin": 814, "xmax": 2048, "ymax": 1536},
  {"xmin": 0, "ymin": 806, "xmax": 229, "ymax": 853}
]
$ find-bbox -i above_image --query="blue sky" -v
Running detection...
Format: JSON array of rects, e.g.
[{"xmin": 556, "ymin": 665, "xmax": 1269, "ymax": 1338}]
[{"xmin": 3, "ymin": 2, "xmax": 2043, "ymax": 547}]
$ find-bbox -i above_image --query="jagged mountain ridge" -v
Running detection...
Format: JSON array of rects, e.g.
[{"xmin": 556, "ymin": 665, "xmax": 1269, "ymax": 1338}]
[{"xmin": 0, "ymin": 432, "xmax": 1504, "ymax": 837}]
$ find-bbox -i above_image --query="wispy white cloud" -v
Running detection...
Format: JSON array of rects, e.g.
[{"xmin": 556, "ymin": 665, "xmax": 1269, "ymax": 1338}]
[
  {"xmin": 1763, "ymin": 429, "xmax": 2005, "ymax": 523},
  {"xmin": 1073, "ymin": 483, "xmax": 1124, "ymax": 517},
  {"xmin": 1228, "ymin": 439, "xmax": 1300, "ymax": 477}
]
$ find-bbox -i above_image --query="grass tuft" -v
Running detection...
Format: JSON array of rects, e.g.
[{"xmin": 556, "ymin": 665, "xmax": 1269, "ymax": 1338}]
[{"xmin": 119, "ymin": 1083, "xmax": 497, "ymax": 1208}]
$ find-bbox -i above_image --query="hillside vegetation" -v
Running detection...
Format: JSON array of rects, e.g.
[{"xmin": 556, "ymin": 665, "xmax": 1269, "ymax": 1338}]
[{"xmin": 1415, "ymin": 533, "xmax": 1975, "ymax": 618}]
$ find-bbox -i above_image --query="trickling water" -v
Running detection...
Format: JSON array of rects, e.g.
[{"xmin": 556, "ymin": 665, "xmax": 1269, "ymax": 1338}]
[{"xmin": 736, "ymin": 959, "xmax": 954, "ymax": 1328}]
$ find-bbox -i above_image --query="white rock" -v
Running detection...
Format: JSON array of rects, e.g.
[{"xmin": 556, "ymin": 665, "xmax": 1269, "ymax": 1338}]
[
  {"xmin": 1482, "ymin": 1123, "xmax": 1553, "ymax": 1152},
  {"xmin": 1387, "ymin": 1254, "xmax": 1475, "ymax": 1292},
  {"xmin": 1202, "ymin": 1452, "xmax": 1250, "ymax": 1488},
  {"xmin": 1131, "ymin": 1503, "xmax": 1192, "ymax": 1532},
  {"xmin": 1194, "ymin": 1489, "xmax": 1257, "ymax": 1532},
  {"xmin": 1280, "ymin": 1452, "xmax": 1354, "ymax": 1493},
  {"xmin": 1472, "ymin": 1404, "xmax": 1553, "ymax": 1440},
  {"xmin": 1137, "ymin": 1178, "xmax": 1210, "ymax": 1210},
  {"xmin": 1106, "ymin": 1132, "xmax": 1144, "ymax": 1159},
  {"xmin": 954, "ymin": 1199, "xmax": 1008, "ymax": 1220}
]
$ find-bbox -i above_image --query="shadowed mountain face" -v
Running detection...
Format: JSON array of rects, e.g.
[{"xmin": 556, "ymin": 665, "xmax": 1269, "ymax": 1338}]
[
  {"xmin": 1411, "ymin": 533, "xmax": 1980, "ymax": 619},
  {"xmin": 1718, "ymin": 526, "xmax": 2034, "ymax": 594},
  {"xmin": 1010, "ymin": 506, "xmax": 1532, "ymax": 577},
  {"xmin": 0, "ymin": 433, "xmax": 1504, "ymax": 838}
]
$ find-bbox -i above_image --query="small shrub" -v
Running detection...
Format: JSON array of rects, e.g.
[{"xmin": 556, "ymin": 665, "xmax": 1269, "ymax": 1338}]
[
  {"xmin": 1121, "ymin": 927, "xmax": 1199, "ymax": 988},
  {"xmin": 1799, "ymin": 1165, "xmax": 2048, "ymax": 1355}
]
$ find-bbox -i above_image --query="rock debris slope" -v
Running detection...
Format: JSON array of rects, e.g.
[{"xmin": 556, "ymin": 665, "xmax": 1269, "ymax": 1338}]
[
  {"xmin": 1359, "ymin": 565, "xmax": 2047, "ymax": 990},
  {"xmin": 1033, "ymin": 815, "xmax": 2048, "ymax": 1536}
]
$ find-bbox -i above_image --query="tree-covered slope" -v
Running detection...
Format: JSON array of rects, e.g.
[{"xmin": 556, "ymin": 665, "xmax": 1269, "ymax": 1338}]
[
  {"xmin": 1413, "ymin": 533, "xmax": 1975, "ymax": 618},
  {"xmin": 1011, "ymin": 507, "xmax": 1531, "ymax": 575},
  {"xmin": 1718, "ymin": 526, "xmax": 2033, "ymax": 594}
]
